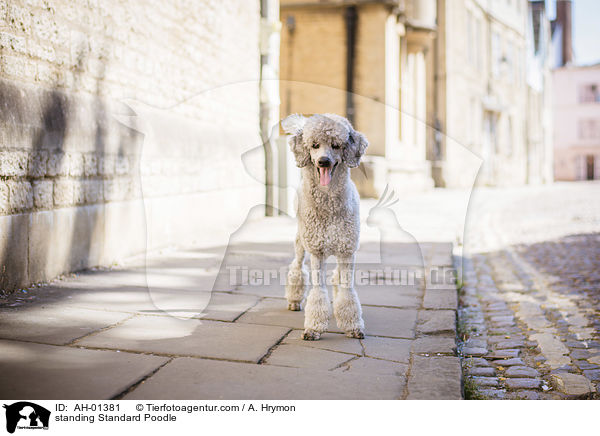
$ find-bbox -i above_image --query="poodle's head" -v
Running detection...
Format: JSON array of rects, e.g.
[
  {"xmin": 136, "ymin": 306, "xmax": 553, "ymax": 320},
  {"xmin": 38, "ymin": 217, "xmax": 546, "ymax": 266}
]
[{"xmin": 281, "ymin": 113, "xmax": 368, "ymax": 187}]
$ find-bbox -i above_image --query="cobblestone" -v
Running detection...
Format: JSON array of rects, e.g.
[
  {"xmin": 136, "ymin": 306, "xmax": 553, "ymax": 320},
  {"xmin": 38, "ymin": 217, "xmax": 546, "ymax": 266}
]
[
  {"xmin": 457, "ymin": 183, "xmax": 600, "ymax": 400},
  {"xmin": 504, "ymin": 366, "xmax": 540, "ymax": 378},
  {"xmin": 504, "ymin": 378, "xmax": 542, "ymax": 389}
]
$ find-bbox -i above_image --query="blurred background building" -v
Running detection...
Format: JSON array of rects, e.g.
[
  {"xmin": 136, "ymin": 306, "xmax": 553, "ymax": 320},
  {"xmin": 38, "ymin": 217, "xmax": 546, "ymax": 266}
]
[
  {"xmin": 433, "ymin": 0, "xmax": 553, "ymax": 187},
  {"xmin": 552, "ymin": 0, "xmax": 600, "ymax": 181},
  {"xmin": 280, "ymin": 0, "xmax": 555, "ymax": 193}
]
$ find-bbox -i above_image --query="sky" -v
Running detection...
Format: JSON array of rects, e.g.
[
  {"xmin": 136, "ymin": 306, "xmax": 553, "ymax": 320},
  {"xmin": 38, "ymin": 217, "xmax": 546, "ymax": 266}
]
[{"xmin": 549, "ymin": 0, "xmax": 600, "ymax": 66}]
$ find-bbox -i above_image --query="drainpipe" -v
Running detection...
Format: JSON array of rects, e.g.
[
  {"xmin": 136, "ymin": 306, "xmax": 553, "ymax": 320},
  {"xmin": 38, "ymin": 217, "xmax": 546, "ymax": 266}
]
[
  {"xmin": 260, "ymin": 0, "xmax": 281, "ymax": 216},
  {"xmin": 345, "ymin": 6, "xmax": 357, "ymax": 125}
]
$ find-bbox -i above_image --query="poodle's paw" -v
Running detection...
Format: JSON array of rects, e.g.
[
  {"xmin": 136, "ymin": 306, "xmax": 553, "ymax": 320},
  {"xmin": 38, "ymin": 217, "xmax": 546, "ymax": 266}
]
[
  {"xmin": 345, "ymin": 328, "xmax": 364, "ymax": 339},
  {"xmin": 287, "ymin": 301, "xmax": 302, "ymax": 311},
  {"xmin": 302, "ymin": 329, "xmax": 321, "ymax": 341}
]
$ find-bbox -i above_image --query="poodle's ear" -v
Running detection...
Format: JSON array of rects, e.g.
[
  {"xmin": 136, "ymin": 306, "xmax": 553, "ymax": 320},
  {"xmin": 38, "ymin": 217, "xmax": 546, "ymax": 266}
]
[
  {"xmin": 281, "ymin": 114, "xmax": 310, "ymax": 168},
  {"xmin": 344, "ymin": 129, "xmax": 369, "ymax": 168}
]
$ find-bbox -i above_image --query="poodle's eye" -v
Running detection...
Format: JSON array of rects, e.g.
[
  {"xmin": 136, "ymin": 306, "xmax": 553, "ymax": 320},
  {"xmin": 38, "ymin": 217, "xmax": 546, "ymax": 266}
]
[
  {"xmin": 332, "ymin": 143, "xmax": 340, "ymax": 149},
  {"xmin": 312, "ymin": 142, "xmax": 319, "ymax": 149}
]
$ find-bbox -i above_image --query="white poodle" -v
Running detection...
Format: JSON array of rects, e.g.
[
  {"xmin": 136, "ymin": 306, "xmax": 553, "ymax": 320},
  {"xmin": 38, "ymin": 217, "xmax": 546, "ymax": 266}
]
[{"xmin": 282, "ymin": 113, "xmax": 369, "ymax": 341}]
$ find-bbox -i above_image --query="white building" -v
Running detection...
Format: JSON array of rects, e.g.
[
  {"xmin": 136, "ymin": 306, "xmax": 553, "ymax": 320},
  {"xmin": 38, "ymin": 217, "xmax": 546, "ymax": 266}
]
[{"xmin": 553, "ymin": 64, "xmax": 600, "ymax": 180}]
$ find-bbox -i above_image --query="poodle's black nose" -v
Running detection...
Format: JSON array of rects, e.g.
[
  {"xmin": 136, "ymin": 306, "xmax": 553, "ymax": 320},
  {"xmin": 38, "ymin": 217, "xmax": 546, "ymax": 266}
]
[{"xmin": 317, "ymin": 157, "xmax": 331, "ymax": 168}]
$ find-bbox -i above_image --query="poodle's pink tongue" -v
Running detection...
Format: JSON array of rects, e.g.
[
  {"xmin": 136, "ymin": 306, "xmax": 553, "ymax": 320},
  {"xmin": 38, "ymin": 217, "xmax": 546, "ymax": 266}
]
[{"xmin": 319, "ymin": 167, "xmax": 332, "ymax": 186}]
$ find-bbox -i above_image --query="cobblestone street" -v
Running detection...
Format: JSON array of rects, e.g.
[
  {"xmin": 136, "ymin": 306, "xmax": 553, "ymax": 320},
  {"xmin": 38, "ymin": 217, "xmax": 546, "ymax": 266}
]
[{"xmin": 457, "ymin": 182, "xmax": 600, "ymax": 399}]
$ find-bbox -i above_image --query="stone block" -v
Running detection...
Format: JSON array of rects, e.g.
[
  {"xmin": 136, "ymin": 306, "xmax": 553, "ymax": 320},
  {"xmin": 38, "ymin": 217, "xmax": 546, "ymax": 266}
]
[
  {"xmin": 29, "ymin": 150, "xmax": 48, "ymax": 177},
  {"xmin": 0, "ymin": 213, "xmax": 29, "ymax": 291},
  {"xmin": 99, "ymin": 155, "xmax": 115, "ymax": 176},
  {"xmin": 67, "ymin": 152, "xmax": 84, "ymax": 176},
  {"xmin": 53, "ymin": 178, "xmax": 74, "ymax": 206},
  {"xmin": 47, "ymin": 152, "xmax": 68, "ymax": 176},
  {"xmin": 82, "ymin": 179, "xmax": 103, "ymax": 204},
  {"xmin": 32, "ymin": 179, "xmax": 53, "ymax": 209},
  {"xmin": 84, "ymin": 153, "xmax": 98, "ymax": 176},
  {"xmin": 115, "ymin": 155, "xmax": 130, "ymax": 175},
  {"xmin": 0, "ymin": 181, "xmax": 8, "ymax": 214},
  {"xmin": 8, "ymin": 180, "xmax": 33, "ymax": 212},
  {"xmin": 0, "ymin": 150, "xmax": 28, "ymax": 176}
]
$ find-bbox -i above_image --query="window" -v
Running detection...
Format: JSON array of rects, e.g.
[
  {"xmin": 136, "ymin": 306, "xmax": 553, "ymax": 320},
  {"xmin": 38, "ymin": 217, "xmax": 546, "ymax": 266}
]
[
  {"xmin": 578, "ymin": 118, "xmax": 600, "ymax": 139},
  {"xmin": 492, "ymin": 32, "xmax": 501, "ymax": 78},
  {"xmin": 579, "ymin": 84, "xmax": 600, "ymax": 103}
]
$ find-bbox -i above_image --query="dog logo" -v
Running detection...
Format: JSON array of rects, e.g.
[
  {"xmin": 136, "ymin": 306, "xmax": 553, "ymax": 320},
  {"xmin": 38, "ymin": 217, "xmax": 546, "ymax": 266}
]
[{"xmin": 3, "ymin": 402, "xmax": 50, "ymax": 434}]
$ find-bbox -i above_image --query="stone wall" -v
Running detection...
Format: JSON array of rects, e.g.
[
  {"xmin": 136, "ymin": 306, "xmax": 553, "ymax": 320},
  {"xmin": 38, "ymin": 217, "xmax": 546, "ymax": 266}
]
[{"xmin": 0, "ymin": 0, "xmax": 265, "ymax": 291}]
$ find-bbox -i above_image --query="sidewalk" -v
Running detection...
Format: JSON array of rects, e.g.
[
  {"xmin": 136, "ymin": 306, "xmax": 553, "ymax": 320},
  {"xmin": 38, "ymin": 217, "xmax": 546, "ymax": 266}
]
[{"xmin": 0, "ymin": 214, "xmax": 461, "ymax": 400}]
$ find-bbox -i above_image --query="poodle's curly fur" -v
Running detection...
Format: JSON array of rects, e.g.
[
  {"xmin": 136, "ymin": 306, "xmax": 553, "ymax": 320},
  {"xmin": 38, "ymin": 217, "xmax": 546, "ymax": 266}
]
[{"xmin": 282, "ymin": 113, "xmax": 368, "ymax": 341}]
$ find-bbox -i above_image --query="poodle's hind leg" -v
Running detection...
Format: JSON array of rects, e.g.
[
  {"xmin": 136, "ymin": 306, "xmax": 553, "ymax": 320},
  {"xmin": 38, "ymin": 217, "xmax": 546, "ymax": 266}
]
[
  {"xmin": 333, "ymin": 255, "xmax": 364, "ymax": 339},
  {"xmin": 303, "ymin": 253, "xmax": 331, "ymax": 340},
  {"xmin": 285, "ymin": 233, "xmax": 307, "ymax": 311}
]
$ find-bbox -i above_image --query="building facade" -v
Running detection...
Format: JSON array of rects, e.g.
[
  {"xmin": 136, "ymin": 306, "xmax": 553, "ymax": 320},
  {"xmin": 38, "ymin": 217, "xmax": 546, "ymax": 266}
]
[
  {"xmin": 432, "ymin": 0, "xmax": 553, "ymax": 187},
  {"xmin": 279, "ymin": 0, "xmax": 437, "ymax": 196},
  {"xmin": 553, "ymin": 64, "xmax": 600, "ymax": 181}
]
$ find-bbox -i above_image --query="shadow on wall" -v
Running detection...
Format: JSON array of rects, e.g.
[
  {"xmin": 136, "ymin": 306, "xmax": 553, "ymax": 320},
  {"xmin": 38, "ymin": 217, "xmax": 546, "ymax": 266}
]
[{"xmin": 0, "ymin": 37, "xmax": 144, "ymax": 294}]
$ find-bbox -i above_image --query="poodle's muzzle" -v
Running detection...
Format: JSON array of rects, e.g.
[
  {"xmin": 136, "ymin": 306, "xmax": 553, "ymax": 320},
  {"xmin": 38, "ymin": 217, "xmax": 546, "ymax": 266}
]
[{"xmin": 316, "ymin": 157, "xmax": 338, "ymax": 186}]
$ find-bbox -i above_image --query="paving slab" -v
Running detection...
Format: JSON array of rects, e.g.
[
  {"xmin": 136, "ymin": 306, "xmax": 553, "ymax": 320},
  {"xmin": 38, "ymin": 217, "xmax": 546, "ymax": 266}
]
[
  {"xmin": 0, "ymin": 339, "xmax": 168, "ymax": 399},
  {"xmin": 406, "ymin": 355, "xmax": 462, "ymax": 399},
  {"xmin": 282, "ymin": 331, "xmax": 362, "ymax": 355},
  {"xmin": 362, "ymin": 336, "xmax": 412, "ymax": 363},
  {"xmin": 236, "ymin": 297, "xmax": 307, "ymax": 330},
  {"xmin": 333, "ymin": 357, "xmax": 408, "ymax": 376},
  {"xmin": 361, "ymin": 306, "xmax": 417, "ymax": 338},
  {"xmin": 0, "ymin": 305, "xmax": 130, "ymax": 345},
  {"xmin": 77, "ymin": 315, "xmax": 290, "ymax": 363},
  {"xmin": 264, "ymin": 344, "xmax": 352, "ymax": 369},
  {"xmin": 423, "ymin": 288, "xmax": 458, "ymax": 310},
  {"xmin": 123, "ymin": 357, "xmax": 406, "ymax": 400},
  {"xmin": 417, "ymin": 310, "xmax": 456, "ymax": 334},
  {"xmin": 356, "ymin": 285, "xmax": 421, "ymax": 308},
  {"xmin": 201, "ymin": 293, "xmax": 260, "ymax": 322},
  {"xmin": 238, "ymin": 298, "xmax": 417, "ymax": 338},
  {"xmin": 62, "ymin": 286, "xmax": 214, "ymax": 319},
  {"xmin": 411, "ymin": 336, "xmax": 457, "ymax": 355}
]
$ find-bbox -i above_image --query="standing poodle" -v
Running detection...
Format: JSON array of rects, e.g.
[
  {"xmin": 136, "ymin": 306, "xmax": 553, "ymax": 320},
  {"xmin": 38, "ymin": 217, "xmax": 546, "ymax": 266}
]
[{"xmin": 282, "ymin": 113, "xmax": 369, "ymax": 341}]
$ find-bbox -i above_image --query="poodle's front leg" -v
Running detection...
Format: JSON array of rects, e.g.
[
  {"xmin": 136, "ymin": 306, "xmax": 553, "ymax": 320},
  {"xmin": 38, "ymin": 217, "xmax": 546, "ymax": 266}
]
[
  {"xmin": 303, "ymin": 253, "xmax": 331, "ymax": 341},
  {"xmin": 333, "ymin": 255, "xmax": 365, "ymax": 338},
  {"xmin": 286, "ymin": 233, "xmax": 307, "ymax": 311}
]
